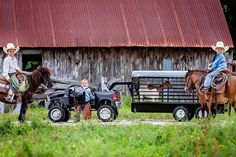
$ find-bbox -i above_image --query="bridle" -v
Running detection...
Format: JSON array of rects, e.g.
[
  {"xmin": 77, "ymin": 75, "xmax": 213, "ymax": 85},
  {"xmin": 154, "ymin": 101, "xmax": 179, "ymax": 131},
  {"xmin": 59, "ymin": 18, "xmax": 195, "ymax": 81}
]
[
  {"xmin": 40, "ymin": 70, "xmax": 51, "ymax": 88},
  {"xmin": 42, "ymin": 76, "xmax": 49, "ymax": 87},
  {"xmin": 185, "ymin": 71, "xmax": 199, "ymax": 91}
]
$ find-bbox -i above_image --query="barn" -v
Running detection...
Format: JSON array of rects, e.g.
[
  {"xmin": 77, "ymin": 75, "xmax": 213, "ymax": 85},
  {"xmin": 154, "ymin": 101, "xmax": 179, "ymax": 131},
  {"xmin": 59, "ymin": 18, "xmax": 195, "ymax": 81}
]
[{"xmin": 0, "ymin": 0, "xmax": 234, "ymax": 85}]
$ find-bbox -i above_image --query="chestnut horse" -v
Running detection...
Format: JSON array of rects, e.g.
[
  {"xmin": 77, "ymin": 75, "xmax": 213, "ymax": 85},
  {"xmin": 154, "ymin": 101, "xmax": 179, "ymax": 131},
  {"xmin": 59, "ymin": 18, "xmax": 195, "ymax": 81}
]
[
  {"xmin": 184, "ymin": 70, "xmax": 209, "ymax": 117},
  {"xmin": 185, "ymin": 70, "xmax": 236, "ymax": 117},
  {"xmin": 0, "ymin": 67, "xmax": 53, "ymax": 121},
  {"xmin": 140, "ymin": 81, "xmax": 172, "ymax": 102}
]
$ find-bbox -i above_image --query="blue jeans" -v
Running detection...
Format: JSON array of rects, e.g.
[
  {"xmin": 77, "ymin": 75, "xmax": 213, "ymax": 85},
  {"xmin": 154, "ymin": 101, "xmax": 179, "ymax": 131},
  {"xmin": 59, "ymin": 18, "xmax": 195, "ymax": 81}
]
[{"xmin": 203, "ymin": 70, "xmax": 220, "ymax": 88}]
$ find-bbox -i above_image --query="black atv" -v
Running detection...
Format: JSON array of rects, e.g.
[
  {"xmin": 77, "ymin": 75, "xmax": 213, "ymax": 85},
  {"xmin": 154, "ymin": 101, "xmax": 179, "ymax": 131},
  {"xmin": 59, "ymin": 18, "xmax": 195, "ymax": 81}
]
[{"xmin": 46, "ymin": 83, "xmax": 121, "ymax": 122}]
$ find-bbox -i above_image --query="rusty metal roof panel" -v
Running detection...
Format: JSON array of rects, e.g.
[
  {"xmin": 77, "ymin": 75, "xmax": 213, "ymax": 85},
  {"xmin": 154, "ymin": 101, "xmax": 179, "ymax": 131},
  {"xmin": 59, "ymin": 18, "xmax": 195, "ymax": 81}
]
[{"xmin": 0, "ymin": 0, "xmax": 233, "ymax": 48}]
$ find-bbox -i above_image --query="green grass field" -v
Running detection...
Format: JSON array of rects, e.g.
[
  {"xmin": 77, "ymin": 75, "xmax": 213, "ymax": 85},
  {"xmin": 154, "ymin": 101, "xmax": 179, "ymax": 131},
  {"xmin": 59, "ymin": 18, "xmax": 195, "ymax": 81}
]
[{"xmin": 0, "ymin": 97, "xmax": 236, "ymax": 157}]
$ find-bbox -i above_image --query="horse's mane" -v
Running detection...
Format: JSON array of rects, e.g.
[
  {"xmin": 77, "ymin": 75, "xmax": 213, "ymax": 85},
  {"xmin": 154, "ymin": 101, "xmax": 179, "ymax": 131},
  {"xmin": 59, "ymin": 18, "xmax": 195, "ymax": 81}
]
[
  {"xmin": 27, "ymin": 67, "xmax": 51, "ymax": 91},
  {"xmin": 188, "ymin": 69, "xmax": 207, "ymax": 73},
  {"xmin": 185, "ymin": 69, "xmax": 207, "ymax": 78}
]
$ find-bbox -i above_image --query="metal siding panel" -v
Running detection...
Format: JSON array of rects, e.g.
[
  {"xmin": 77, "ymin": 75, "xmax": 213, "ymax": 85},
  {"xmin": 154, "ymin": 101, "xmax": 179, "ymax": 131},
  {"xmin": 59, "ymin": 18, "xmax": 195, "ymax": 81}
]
[
  {"xmin": 15, "ymin": 0, "xmax": 36, "ymax": 47},
  {"xmin": 0, "ymin": 0, "xmax": 233, "ymax": 47},
  {"xmin": 0, "ymin": 0, "xmax": 18, "ymax": 45},
  {"xmin": 31, "ymin": 0, "xmax": 54, "ymax": 47}
]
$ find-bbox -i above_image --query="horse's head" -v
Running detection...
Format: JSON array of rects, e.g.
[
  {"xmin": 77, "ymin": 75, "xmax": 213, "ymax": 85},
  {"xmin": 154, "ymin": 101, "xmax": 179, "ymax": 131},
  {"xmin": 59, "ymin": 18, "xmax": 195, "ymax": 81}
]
[
  {"xmin": 185, "ymin": 70, "xmax": 195, "ymax": 92},
  {"xmin": 35, "ymin": 66, "xmax": 53, "ymax": 89},
  {"xmin": 162, "ymin": 81, "xmax": 172, "ymax": 89},
  {"xmin": 184, "ymin": 70, "xmax": 206, "ymax": 92}
]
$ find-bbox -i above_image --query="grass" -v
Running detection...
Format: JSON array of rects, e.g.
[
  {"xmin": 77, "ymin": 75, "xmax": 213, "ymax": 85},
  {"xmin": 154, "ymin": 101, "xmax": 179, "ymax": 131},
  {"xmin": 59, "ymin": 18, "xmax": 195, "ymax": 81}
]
[{"xmin": 0, "ymin": 96, "xmax": 236, "ymax": 157}]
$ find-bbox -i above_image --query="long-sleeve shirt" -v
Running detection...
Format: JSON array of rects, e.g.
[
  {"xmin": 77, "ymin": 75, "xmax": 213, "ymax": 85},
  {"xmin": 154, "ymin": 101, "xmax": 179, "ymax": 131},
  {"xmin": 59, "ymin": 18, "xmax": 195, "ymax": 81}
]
[
  {"xmin": 75, "ymin": 87, "xmax": 95, "ymax": 102},
  {"xmin": 2, "ymin": 55, "xmax": 21, "ymax": 80},
  {"xmin": 209, "ymin": 53, "xmax": 227, "ymax": 71}
]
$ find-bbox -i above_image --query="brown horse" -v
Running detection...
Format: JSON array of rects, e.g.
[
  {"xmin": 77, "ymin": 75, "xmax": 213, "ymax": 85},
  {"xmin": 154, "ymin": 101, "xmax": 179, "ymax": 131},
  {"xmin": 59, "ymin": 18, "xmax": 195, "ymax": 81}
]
[
  {"xmin": 185, "ymin": 69, "xmax": 236, "ymax": 117},
  {"xmin": 140, "ymin": 81, "xmax": 172, "ymax": 102},
  {"xmin": 0, "ymin": 67, "xmax": 53, "ymax": 121},
  {"xmin": 184, "ymin": 70, "xmax": 209, "ymax": 117}
]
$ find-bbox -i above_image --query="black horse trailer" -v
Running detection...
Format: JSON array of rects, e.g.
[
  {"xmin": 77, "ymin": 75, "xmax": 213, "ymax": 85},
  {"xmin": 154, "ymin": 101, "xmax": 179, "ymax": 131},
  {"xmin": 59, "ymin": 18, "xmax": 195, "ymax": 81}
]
[{"xmin": 125, "ymin": 71, "xmax": 204, "ymax": 121}]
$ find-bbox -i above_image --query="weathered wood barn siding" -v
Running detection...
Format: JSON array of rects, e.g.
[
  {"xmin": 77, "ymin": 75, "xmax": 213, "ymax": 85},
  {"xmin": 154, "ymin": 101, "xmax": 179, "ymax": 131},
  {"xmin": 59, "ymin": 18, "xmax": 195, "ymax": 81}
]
[
  {"xmin": 0, "ymin": 48, "xmax": 233, "ymax": 84},
  {"xmin": 37, "ymin": 48, "xmax": 233, "ymax": 84}
]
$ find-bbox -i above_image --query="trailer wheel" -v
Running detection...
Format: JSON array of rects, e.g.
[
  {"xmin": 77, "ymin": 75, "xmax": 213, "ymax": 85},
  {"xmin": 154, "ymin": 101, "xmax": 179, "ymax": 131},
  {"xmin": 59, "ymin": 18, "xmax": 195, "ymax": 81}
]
[
  {"xmin": 173, "ymin": 106, "xmax": 189, "ymax": 121},
  {"xmin": 48, "ymin": 106, "xmax": 65, "ymax": 122},
  {"xmin": 97, "ymin": 105, "xmax": 115, "ymax": 122},
  {"xmin": 195, "ymin": 107, "xmax": 208, "ymax": 118}
]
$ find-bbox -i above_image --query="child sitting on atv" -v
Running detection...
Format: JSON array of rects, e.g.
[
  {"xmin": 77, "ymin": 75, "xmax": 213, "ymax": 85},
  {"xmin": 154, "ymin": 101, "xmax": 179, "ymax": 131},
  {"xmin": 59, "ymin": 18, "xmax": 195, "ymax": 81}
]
[{"xmin": 74, "ymin": 79, "xmax": 95, "ymax": 122}]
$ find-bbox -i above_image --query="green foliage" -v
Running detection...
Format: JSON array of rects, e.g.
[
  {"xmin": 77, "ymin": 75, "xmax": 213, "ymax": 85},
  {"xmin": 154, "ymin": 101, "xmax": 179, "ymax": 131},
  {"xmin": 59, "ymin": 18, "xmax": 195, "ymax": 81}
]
[
  {"xmin": 220, "ymin": 0, "xmax": 236, "ymax": 44},
  {"xmin": 0, "ymin": 99, "xmax": 236, "ymax": 157}
]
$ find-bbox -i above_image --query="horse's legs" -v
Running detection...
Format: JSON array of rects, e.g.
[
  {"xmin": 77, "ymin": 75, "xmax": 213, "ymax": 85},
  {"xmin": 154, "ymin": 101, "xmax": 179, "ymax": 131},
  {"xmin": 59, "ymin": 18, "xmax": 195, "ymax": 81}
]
[
  {"xmin": 228, "ymin": 102, "xmax": 231, "ymax": 116},
  {"xmin": 207, "ymin": 102, "xmax": 212, "ymax": 117},
  {"xmin": 212, "ymin": 103, "xmax": 217, "ymax": 117},
  {"xmin": 201, "ymin": 104, "xmax": 205, "ymax": 118},
  {"xmin": 18, "ymin": 97, "xmax": 27, "ymax": 122},
  {"xmin": 231, "ymin": 101, "xmax": 236, "ymax": 114},
  {"xmin": 13, "ymin": 96, "xmax": 22, "ymax": 114}
]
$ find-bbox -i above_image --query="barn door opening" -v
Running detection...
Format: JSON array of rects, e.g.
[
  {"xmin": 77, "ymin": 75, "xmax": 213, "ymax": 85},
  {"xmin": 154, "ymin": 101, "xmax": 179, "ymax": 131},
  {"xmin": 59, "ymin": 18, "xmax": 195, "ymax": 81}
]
[{"xmin": 22, "ymin": 54, "xmax": 42, "ymax": 72}]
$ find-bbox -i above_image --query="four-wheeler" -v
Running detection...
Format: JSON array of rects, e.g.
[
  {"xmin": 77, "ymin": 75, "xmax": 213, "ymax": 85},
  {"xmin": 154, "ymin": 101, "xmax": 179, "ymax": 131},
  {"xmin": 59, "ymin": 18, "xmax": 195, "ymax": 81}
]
[{"xmin": 45, "ymin": 82, "xmax": 121, "ymax": 122}]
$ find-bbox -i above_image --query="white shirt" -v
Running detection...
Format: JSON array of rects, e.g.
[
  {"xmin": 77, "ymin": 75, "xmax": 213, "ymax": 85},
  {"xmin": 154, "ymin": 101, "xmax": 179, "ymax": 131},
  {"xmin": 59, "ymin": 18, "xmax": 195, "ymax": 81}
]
[{"xmin": 2, "ymin": 55, "xmax": 21, "ymax": 80}]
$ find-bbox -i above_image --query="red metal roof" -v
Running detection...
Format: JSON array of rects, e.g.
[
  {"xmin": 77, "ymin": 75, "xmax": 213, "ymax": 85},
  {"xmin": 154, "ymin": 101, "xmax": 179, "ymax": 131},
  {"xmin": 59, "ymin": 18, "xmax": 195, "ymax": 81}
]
[{"xmin": 0, "ymin": 0, "xmax": 233, "ymax": 48}]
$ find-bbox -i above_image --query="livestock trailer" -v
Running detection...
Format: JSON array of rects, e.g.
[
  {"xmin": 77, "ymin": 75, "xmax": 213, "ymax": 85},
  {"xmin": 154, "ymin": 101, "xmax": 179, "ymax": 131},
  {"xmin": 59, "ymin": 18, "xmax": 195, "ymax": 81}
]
[{"xmin": 130, "ymin": 70, "xmax": 204, "ymax": 121}]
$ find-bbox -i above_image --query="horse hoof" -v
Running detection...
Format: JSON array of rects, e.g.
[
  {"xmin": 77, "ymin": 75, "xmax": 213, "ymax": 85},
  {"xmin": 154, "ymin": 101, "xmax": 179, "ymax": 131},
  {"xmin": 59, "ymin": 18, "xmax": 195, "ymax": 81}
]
[{"xmin": 18, "ymin": 115, "xmax": 26, "ymax": 122}]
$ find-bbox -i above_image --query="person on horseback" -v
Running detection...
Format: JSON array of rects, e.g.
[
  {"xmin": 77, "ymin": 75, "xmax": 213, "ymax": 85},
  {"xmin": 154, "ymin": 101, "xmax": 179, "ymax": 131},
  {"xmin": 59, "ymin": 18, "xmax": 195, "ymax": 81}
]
[
  {"xmin": 2, "ymin": 43, "xmax": 22, "ymax": 102},
  {"xmin": 202, "ymin": 41, "xmax": 229, "ymax": 94}
]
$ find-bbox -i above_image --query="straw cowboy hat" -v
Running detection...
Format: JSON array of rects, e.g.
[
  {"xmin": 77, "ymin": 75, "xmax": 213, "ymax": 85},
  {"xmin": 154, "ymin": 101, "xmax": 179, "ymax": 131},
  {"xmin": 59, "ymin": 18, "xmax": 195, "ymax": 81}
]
[
  {"xmin": 3, "ymin": 43, "xmax": 20, "ymax": 54},
  {"xmin": 211, "ymin": 41, "xmax": 229, "ymax": 52}
]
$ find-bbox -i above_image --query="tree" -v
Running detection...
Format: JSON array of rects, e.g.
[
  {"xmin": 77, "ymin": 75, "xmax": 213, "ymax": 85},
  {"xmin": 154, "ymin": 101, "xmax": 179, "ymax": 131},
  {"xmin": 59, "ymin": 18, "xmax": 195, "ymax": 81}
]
[{"xmin": 220, "ymin": 0, "xmax": 236, "ymax": 46}]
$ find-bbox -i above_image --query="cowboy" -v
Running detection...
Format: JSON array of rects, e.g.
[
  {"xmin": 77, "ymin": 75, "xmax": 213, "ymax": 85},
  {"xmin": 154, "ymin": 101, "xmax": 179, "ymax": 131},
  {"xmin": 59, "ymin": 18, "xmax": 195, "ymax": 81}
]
[
  {"xmin": 2, "ymin": 43, "xmax": 22, "ymax": 102},
  {"xmin": 202, "ymin": 41, "xmax": 229, "ymax": 94}
]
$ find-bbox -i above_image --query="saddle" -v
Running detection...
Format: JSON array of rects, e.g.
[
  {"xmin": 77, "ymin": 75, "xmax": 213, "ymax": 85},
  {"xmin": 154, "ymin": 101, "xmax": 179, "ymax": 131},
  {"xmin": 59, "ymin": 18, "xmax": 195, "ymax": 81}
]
[
  {"xmin": 201, "ymin": 71, "xmax": 228, "ymax": 94},
  {"xmin": 0, "ymin": 75, "xmax": 10, "ymax": 93},
  {"xmin": 211, "ymin": 72, "xmax": 227, "ymax": 94}
]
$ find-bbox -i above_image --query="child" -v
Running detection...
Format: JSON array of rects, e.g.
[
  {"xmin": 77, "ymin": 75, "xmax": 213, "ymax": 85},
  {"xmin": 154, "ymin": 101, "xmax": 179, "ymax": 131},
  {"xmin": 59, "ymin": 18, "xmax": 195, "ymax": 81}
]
[
  {"xmin": 5, "ymin": 72, "xmax": 27, "ymax": 102},
  {"xmin": 2, "ymin": 43, "xmax": 21, "ymax": 102},
  {"xmin": 202, "ymin": 41, "xmax": 229, "ymax": 94},
  {"xmin": 74, "ymin": 79, "xmax": 95, "ymax": 122},
  {"xmin": 16, "ymin": 73, "xmax": 27, "ymax": 92}
]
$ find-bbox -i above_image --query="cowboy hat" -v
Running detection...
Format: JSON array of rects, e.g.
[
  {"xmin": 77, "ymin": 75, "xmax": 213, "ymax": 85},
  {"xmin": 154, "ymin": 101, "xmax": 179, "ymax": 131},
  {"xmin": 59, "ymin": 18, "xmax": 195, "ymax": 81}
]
[
  {"xmin": 211, "ymin": 41, "xmax": 229, "ymax": 52},
  {"xmin": 3, "ymin": 43, "xmax": 20, "ymax": 54}
]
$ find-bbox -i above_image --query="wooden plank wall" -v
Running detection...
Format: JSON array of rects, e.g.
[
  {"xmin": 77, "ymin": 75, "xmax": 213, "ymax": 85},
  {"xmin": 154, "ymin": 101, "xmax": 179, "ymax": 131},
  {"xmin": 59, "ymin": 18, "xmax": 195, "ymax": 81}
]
[
  {"xmin": 42, "ymin": 47, "xmax": 233, "ymax": 85},
  {"xmin": 1, "ymin": 47, "xmax": 233, "ymax": 85}
]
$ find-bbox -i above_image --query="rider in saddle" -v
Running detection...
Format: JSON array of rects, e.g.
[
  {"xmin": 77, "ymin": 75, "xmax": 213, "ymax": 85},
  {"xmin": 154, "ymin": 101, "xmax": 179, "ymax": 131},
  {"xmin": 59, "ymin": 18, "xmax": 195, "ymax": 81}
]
[
  {"xmin": 201, "ymin": 41, "xmax": 229, "ymax": 94},
  {"xmin": 2, "ymin": 43, "xmax": 23, "ymax": 102}
]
